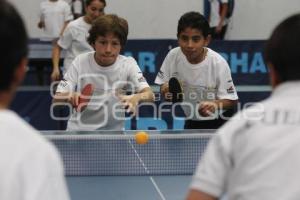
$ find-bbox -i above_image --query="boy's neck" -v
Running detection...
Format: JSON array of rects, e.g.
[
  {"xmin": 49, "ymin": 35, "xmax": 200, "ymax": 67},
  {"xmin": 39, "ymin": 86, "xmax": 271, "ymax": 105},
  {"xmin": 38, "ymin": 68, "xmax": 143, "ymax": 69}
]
[
  {"xmin": 187, "ymin": 47, "xmax": 207, "ymax": 64},
  {"xmin": 0, "ymin": 97, "xmax": 10, "ymax": 110},
  {"xmin": 0, "ymin": 90, "xmax": 14, "ymax": 110},
  {"xmin": 84, "ymin": 16, "xmax": 92, "ymax": 24}
]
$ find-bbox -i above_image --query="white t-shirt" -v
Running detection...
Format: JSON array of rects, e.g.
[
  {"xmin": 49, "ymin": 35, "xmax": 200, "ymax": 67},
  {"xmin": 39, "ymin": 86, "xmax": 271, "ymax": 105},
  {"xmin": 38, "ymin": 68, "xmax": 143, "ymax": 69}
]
[
  {"xmin": 39, "ymin": 0, "xmax": 73, "ymax": 40},
  {"xmin": 155, "ymin": 47, "xmax": 238, "ymax": 120},
  {"xmin": 73, "ymin": 0, "xmax": 83, "ymax": 15},
  {"xmin": 58, "ymin": 16, "xmax": 93, "ymax": 73},
  {"xmin": 0, "ymin": 110, "xmax": 69, "ymax": 200},
  {"xmin": 56, "ymin": 52, "xmax": 150, "ymax": 130},
  {"xmin": 190, "ymin": 81, "xmax": 300, "ymax": 199},
  {"xmin": 209, "ymin": 0, "xmax": 229, "ymax": 27}
]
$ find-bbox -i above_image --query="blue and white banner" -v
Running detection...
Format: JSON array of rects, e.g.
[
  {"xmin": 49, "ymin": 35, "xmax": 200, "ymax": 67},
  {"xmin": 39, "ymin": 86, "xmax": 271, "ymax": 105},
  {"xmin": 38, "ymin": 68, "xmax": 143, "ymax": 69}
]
[{"xmin": 123, "ymin": 40, "xmax": 269, "ymax": 86}]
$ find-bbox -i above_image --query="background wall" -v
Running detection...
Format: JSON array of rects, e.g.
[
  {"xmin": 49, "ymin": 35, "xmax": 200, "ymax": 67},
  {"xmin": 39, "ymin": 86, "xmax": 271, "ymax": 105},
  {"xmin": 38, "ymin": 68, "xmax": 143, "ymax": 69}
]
[
  {"xmin": 8, "ymin": 0, "xmax": 300, "ymax": 39},
  {"xmin": 226, "ymin": 0, "xmax": 300, "ymax": 40}
]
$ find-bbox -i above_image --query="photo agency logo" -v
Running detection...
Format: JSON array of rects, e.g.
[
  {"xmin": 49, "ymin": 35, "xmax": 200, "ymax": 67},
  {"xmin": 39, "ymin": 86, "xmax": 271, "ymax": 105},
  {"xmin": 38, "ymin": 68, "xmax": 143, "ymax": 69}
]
[{"xmin": 50, "ymin": 75, "xmax": 267, "ymax": 126}]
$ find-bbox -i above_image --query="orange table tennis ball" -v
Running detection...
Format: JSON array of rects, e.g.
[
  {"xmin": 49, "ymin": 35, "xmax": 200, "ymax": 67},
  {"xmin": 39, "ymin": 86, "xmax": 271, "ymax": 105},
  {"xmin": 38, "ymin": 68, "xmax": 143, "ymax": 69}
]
[{"xmin": 135, "ymin": 131, "xmax": 149, "ymax": 145}]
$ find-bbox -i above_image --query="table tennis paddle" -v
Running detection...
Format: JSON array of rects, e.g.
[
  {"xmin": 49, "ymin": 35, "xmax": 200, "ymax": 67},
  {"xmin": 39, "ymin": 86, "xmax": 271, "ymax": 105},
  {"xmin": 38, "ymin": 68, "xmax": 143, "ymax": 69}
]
[
  {"xmin": 76, "ymin": 83, "xmax": 94, "ymax": 112},
  {"xmin": 168, "ymin": 77, "xmax": 183, "ymax": 103}
]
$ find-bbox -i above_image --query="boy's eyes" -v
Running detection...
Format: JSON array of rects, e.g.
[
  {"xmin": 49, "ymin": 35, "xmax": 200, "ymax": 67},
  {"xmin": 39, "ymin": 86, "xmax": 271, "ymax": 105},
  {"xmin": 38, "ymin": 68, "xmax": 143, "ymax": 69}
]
[
  {"xmin": 180, "ymin": 35, "xmax": 202, "ymax": 42},
  {"xmin": 112, "ymin": 42, "xmax": 120, "ymax": 46},
  {"xmin": 180, "ymin": 36, "xmax": 189, "ymax": 41},
  {"xmin": 97, "ymin": 40, "xmax": 120, "ymax": 46},
  {"xmin": 192, "ymin": 36, "xmax": 201, "ymax": 42}
]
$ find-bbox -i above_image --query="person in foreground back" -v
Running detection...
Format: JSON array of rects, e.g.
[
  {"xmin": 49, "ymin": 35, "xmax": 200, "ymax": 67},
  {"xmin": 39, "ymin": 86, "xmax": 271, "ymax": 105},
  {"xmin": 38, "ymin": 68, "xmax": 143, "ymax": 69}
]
[
  {"xmin": 0, "ymin": 1, "xmax": 69, "ymax": 199},
  {"xmin": 186, "ymin": 13, "xmax": 300, "ymax": 200}
]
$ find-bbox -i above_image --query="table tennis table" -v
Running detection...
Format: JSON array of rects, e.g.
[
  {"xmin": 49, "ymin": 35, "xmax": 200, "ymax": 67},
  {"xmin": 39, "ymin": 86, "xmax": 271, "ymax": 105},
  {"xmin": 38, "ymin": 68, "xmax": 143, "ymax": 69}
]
[
  {"xmin": 67, "ymin": 175, "xmax": 191, "ymax": 200},
  {"xmin": 42, "ymin": 130, "xmax": 215, "ymax": 200}
]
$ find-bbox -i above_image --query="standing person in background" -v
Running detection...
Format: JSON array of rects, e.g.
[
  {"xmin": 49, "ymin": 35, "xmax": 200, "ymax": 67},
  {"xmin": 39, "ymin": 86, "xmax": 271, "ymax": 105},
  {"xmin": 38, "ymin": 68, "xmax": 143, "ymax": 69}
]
[
  {"xmin": 38, "ymin": 0, "xmax": 73, "ymax": 41},
  {"xmin": 62, "ymin": 0, "xmax": 83, "ymax": 19},
  {"xmin": 72, "ymin": 0, "xmax": 84, "ymax": 19},
  {"xmin": 0, "ymin": 1, "xmax": 69, "ymax": 199},
  {"xmin": 186, "ymin": 14, "xmax": 300, "ymax": 200},
  {"xmin": 63, "ymin": 0, "xmax": 72, "ymax": 5},
  {"xmin": 51, "ymin": 0, "xmax": 106, "ymax": 82},
  {"xmin": 208, "ymin": 0, "xmax": 231, "ymax": 40}
]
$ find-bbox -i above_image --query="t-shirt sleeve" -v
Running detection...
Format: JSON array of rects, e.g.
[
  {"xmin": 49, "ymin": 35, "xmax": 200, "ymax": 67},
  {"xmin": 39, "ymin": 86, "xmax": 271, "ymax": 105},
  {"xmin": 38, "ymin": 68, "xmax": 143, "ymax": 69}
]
[
  {"xmin": 56, "ymin": 58, "xmax": 78, "ymax": 93},
  {"xmin": 190, "ymin": 113, "xmax": 251, "ymax": 197},
  {"xmin": 154, "ymin": 51, "xmax": 172, "ymax": 85},
  {"xmin": 58, "ymin": 24, "xmax": 73, "ymax": 49},
  {"xmin": 216, "ymin": 60, "xmax": 238, "ymax": 100},
  {"xmin": 189, "ymin": 128, "xmax": 233, "ymax": 197},
  {"xmin": 127, "ymin": 57, "xmax": 150, "ymax": 92}
]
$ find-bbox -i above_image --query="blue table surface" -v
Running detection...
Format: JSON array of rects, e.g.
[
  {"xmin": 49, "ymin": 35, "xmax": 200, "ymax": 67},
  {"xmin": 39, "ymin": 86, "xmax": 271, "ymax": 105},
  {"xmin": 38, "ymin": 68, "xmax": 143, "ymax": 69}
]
[{"xmin": 67, "ymin": 175, "xmax": 192, "ymax": 200}]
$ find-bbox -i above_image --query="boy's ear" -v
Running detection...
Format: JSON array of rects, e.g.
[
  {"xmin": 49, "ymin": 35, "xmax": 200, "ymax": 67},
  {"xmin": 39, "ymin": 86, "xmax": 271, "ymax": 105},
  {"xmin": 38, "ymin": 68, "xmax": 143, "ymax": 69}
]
[
  {"xmin": 268, "ymin": 63, "xmax": 281, "ymax": 88},
  {"xmin": 91, "ymin": 42, "xmax": 96, "ymax": 50},
  {"xmin": 14, "ymin": 58, "xmax": 28, "ymax": 85},
  {"xmin": 205, "ymin": 34, "xmax": 211, "ymax": 46}
]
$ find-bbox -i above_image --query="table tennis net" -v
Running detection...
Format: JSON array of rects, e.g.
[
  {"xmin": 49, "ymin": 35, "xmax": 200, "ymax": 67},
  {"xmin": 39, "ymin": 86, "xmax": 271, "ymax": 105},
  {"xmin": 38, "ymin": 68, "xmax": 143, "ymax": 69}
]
[{"xmin": 46, "ymin": 133, "xmax": 213, "ymax": 176}]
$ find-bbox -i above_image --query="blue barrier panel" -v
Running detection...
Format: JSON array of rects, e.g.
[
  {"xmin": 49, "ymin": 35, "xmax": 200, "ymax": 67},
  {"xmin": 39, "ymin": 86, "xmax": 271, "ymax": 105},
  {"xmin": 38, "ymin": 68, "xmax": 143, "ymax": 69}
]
[
  {"xmin": 10, "ymin": 89, "xmax": 65, "ymax": 130},
  {"xmin": 11, "ymin": 89, "xmax": 270, "ymax": 130},
  {"xmin": 124, "ymin": 40, "xmax": 268, "ymax": 85},
  {"xmin": 209, "ymin": 40, "xmax": 269, "ymax": 85}
]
